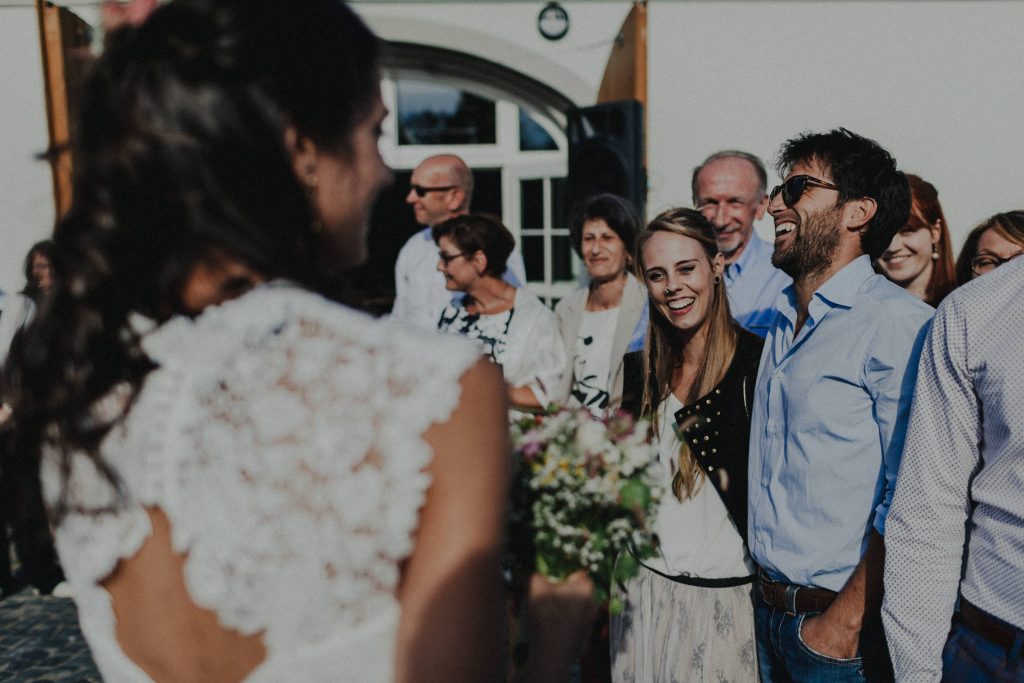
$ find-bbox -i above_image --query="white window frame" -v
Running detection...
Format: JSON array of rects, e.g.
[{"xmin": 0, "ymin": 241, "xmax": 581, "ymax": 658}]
[{"xmin": 379, "ymin": 68, "xmax": 575, "ymax": 306}]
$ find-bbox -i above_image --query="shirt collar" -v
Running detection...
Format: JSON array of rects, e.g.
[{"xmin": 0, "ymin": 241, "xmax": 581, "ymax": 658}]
[
  {"xmin": 726, "ymin": 231, "xmax": 767, "ymax": 277},
  {"xmin": 813, "ymin": 254, "xmax": 875, "ymax": 309},
  {"xmin": 773, "ymin": 254, "xmax": 875, "ymax": 330}
]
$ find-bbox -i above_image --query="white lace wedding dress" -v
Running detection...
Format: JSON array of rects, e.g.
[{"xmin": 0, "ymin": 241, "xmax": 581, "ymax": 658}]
[{"xmin": 40, "ymin": 282, "xmax": 481, "ymax": 682}]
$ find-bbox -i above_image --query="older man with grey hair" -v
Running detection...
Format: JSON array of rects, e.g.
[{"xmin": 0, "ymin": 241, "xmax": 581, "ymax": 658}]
[{"xmin": 692, "ymin": 150, "xmax": 790, "ymax": 336}]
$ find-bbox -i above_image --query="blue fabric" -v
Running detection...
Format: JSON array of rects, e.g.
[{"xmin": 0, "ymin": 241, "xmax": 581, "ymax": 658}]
[
  {"xmin": 625, "ymin": 299, "xmax": 648, "ymax": 353},
  {"xmin": 943, "ymin": 620, "xmax": 1024, "ymax": 682},
  {"xmin": 755, "ymin": 594, "xmax": 866, "ymax": 682},
  {"xmin": 748, "ymin": 256, "xmax": 933, "ymax": 591},
  {"xmin": 724, "ymin": 232, "xmax": 791, "ymax": 338}
]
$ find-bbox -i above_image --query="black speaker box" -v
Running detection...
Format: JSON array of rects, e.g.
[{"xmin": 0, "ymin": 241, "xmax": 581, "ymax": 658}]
[{"xmin": 565, "ymin": 100, "xmax": 646, "ymax": 216}]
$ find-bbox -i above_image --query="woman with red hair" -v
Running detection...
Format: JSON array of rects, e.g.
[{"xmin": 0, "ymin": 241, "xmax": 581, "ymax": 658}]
[{"xmin": 876, "ymin": 174, "xmax": 956, "ymax": 307}]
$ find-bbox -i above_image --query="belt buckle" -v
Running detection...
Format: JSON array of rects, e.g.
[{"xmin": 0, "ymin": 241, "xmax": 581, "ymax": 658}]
[{"xmin": 784, "ymin": 584, "xmax": 799, "ymax": 616}]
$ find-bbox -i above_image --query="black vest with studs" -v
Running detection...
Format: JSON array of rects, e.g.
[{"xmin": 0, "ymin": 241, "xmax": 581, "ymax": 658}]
[{"xmin": 621, "ymin": 327, "xmax": 764, "ymax": 545}]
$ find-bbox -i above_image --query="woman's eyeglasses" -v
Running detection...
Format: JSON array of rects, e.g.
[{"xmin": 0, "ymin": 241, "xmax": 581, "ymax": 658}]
[
  {"xmin": 971, "ymin": 252, "xmax": 1023, "ymax": 276},
  {"xmin": 769, "ymin": 175, "xmax": 840, "ymax": 208},
  {"xmin": 438, "ymin": 251, "xmax": 467, "ymax": 266},
  {"xmin": 410, "ymin": 184, "xmax": 456, "ymax": 197}
]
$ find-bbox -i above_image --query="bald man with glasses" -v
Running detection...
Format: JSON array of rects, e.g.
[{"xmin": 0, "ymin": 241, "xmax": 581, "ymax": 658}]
[{"xmin": 392, "ymin": 154, "xmax": 526, "ymax": 330}]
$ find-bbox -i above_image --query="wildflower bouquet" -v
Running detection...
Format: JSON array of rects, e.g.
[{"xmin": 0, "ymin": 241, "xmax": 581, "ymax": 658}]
[{"xmin": 509, "ymin": 407, "xmax": 662, "ymax": 612}]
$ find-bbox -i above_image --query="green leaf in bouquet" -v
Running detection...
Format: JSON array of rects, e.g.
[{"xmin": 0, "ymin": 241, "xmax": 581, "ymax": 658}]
[
  {"xmin": 612, "ymin": 551, "xmax": 638, "ymax": 584},
  {"xmin": 609, "ymin": 595, "xmax": 625, "ymax": 615},
  {"xmin": 619, "ymin": 479, "xmax": 651, "ymax": 512},
  {"xmin": 535, "ymin": 552, "xmax": 551, "ymax": 577},
  {"xmin": 594, "ymin": 582, "xmax": 609, "ymax": 607}
]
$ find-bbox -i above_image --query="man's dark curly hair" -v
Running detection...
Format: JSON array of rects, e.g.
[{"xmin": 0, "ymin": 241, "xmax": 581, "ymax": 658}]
[{"xmin": 776, "ymin": 128, "xmax": 910, "ymax": 260}]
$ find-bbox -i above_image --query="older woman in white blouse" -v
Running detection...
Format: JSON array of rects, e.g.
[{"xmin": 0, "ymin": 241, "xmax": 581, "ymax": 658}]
[
  {"xmin": 434, "ymin": 213, "xmax": 565, "ymax": 410},
  {"xmin": 554, "ymin": 194, "xmax": 647, "ymax": 416}
]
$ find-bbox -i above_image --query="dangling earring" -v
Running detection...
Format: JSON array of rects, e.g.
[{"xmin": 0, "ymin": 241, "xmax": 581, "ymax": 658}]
[
  {"xmin": 713, "ymin": 275, "xmax": 722, "ymax": 285},
  {"xmin": 303, "ymin": 168, "xmax": 324, "ymax": 234},
  {"xmin": 931, "ymin": 243, "xmax": 939, "ymax": 261}
]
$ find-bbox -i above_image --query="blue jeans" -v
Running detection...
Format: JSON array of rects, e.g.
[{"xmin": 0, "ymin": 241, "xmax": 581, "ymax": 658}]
[
  {"xmin": 755, "ymin": 591, "xmax": 866, "ymax": 683},
  {"xmin": 942, "ymin": 619, "xmax": 1024, "ymax": 682}
]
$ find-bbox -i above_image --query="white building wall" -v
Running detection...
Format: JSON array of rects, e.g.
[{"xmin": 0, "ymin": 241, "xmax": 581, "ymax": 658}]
[
  {"xmin": 646, "ymin": 1, "xmax": 1024, "ymax": 248},
  {"xmin": 354, "ymin": 1, "xmax": 633, "ymax": 107},
  {"xmin": 0, "ymin": 6, "xmax": 54, "ymax": 294},
  {"xmin": 0, "ymin": 1, "xmax": 99, "ymax": 294},
  {"xmin": 2, "ymin": 1, "xmax": 1022, "ymax": 290}
]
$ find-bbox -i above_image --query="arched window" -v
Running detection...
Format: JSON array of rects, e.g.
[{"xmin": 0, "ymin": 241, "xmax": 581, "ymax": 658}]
[{"xmin": 354, "ymin": 57, "xmax": 580, "ymax": 311}]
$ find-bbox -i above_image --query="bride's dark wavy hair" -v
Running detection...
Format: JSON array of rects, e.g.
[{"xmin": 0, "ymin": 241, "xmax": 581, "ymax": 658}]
[{"xmin": 4, "ymin": 0, "xmax": 380, "ymax": 521}]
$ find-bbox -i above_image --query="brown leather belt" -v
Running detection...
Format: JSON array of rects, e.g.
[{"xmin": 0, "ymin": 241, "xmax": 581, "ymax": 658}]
[
  {"xmin": 959, "ymin": 597, "xmax": 1024, "ymax": 652},
  {"xmin": 758, "ymin": 572, "xmax": 837, "ymax": 615}
]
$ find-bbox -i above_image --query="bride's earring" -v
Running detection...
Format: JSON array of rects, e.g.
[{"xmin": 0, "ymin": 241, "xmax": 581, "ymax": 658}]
[{"xmin": 303, "ymin": 168, "xmax": 324, "ymax": 234}]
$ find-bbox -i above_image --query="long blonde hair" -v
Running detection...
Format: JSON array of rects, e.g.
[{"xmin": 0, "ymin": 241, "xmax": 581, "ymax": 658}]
[{"xmin": 635, "ymin": 207, "xmax": 737, "ymax": 500}]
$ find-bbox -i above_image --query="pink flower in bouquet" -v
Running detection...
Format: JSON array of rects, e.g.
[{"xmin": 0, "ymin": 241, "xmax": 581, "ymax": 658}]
[{"xmin": 520, "ymin": 431, "xmax": 543, "ymax": 460}]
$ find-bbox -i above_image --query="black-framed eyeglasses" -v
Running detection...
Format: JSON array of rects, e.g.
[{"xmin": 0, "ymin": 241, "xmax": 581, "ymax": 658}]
[
  {"xmin": 971, "ymin": 252, "xmax": 1023, "ymax": 276},
  {"xmin": 410, "ymin": 184, "xmax": 456, "ymax": 197},
  {"xmin": 438, "ymin": 251, "xmax": 468, "ymax": 266},
  {"xmin": 769, "ymin": 175, "xmax": 840, "ymax": 208}
]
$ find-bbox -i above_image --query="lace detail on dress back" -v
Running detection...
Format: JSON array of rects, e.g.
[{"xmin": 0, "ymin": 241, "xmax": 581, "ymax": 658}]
[{"xmin": 43, "ymin": 283, "xmax": 481, "ymax": 681}]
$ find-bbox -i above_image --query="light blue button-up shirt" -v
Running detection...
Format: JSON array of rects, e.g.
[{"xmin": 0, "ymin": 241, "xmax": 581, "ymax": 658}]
[
  {"xmin": 724, "ymin": 232, "xmax": 791, "ymax": 338},
  {"xmin": 748, "ymin": 255, "xmax": 932, "ymax": 591}
]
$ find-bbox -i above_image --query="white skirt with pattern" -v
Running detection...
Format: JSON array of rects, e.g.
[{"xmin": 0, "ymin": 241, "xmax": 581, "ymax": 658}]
[{"xmin": 610, "ymin": 564, "xmax": 759, "ymax": 683}]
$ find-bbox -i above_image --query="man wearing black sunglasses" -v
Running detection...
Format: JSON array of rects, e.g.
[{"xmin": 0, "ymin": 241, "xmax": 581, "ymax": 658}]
[
  {"xmin": 392, "ymin": 154, "xmax": 526, "ymax": 330},
  {"xmin": 747, "ymin": 129, "xmax": 934, "ymax": 682}
]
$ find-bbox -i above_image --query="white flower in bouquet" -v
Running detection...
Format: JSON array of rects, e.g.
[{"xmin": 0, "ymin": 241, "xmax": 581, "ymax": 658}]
[
  {"xmin": 575, "ymin": 419, "xmax": 607, "ymax": 453},
  {"xmin": 509, "ymin": 407, "xmax": 662, "ymax": 612}
]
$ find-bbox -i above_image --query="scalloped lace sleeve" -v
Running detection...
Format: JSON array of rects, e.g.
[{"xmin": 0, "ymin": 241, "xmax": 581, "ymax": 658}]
[{"xmin": 45, "ymin": 283, "xmax": 482, "ymax": 681}]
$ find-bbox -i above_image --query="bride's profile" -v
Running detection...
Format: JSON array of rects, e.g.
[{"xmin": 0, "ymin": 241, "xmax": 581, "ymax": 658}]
[{"xmin": 4, "ymin": 0, "xmax": 509, "ymax": 680}]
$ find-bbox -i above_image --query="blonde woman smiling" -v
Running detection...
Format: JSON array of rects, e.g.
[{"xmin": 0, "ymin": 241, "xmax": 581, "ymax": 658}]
[{"xmin": 613, "ymin": 208, "xmax": 762, "ymax": 682}]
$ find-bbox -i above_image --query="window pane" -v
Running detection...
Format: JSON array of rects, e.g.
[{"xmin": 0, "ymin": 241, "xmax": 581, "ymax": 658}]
[
  {"xmin": 396, "ymin": 80, "xmax": 496, "ymax": 145},
  {"xmin": 550, "ymin": 176, "xmax": 568, "ymax": 228},
  {"xmin": 520, "ymin": 179, "xmax": 544, "ymax": 230},
  {"xmin": 473, "ymin": 169, "xmax": 503, "ymax": 217},
  {"xmin": 521, "ymin": 235, "xmax": 545, "ymax": 281},
  {"xmin": 519, "ymin": 108, "xmax": 558, "ymax": 151},
  {"xmin": 552, "ymin": 235, "xmax": 574, "ymax": 281}
]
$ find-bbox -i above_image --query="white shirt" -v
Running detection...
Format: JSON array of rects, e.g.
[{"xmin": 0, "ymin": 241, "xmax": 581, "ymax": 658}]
[
  {"xmin": 391, "ymin": 227, "xmax": 528, "ymax": 331},
  {"xmin": 642, "ymin": 393, "xmax": 753, "ymax": 579},
  {"xmin": 883, "ymin": 255, "xmax": 1024, "ymax": 681},
  {"xmin": 567, "ymin": 308, "xmax": 618, "ymax": 416},
  {"xmin": 437, "ymin": 287, "xmax": 564, "ymax": 406}
]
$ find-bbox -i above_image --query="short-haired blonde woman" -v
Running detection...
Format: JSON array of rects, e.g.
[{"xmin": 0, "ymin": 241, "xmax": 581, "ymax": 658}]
[{"xmin": 612, "ymin": 208, "xmax": 762, "ymax": 682}]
